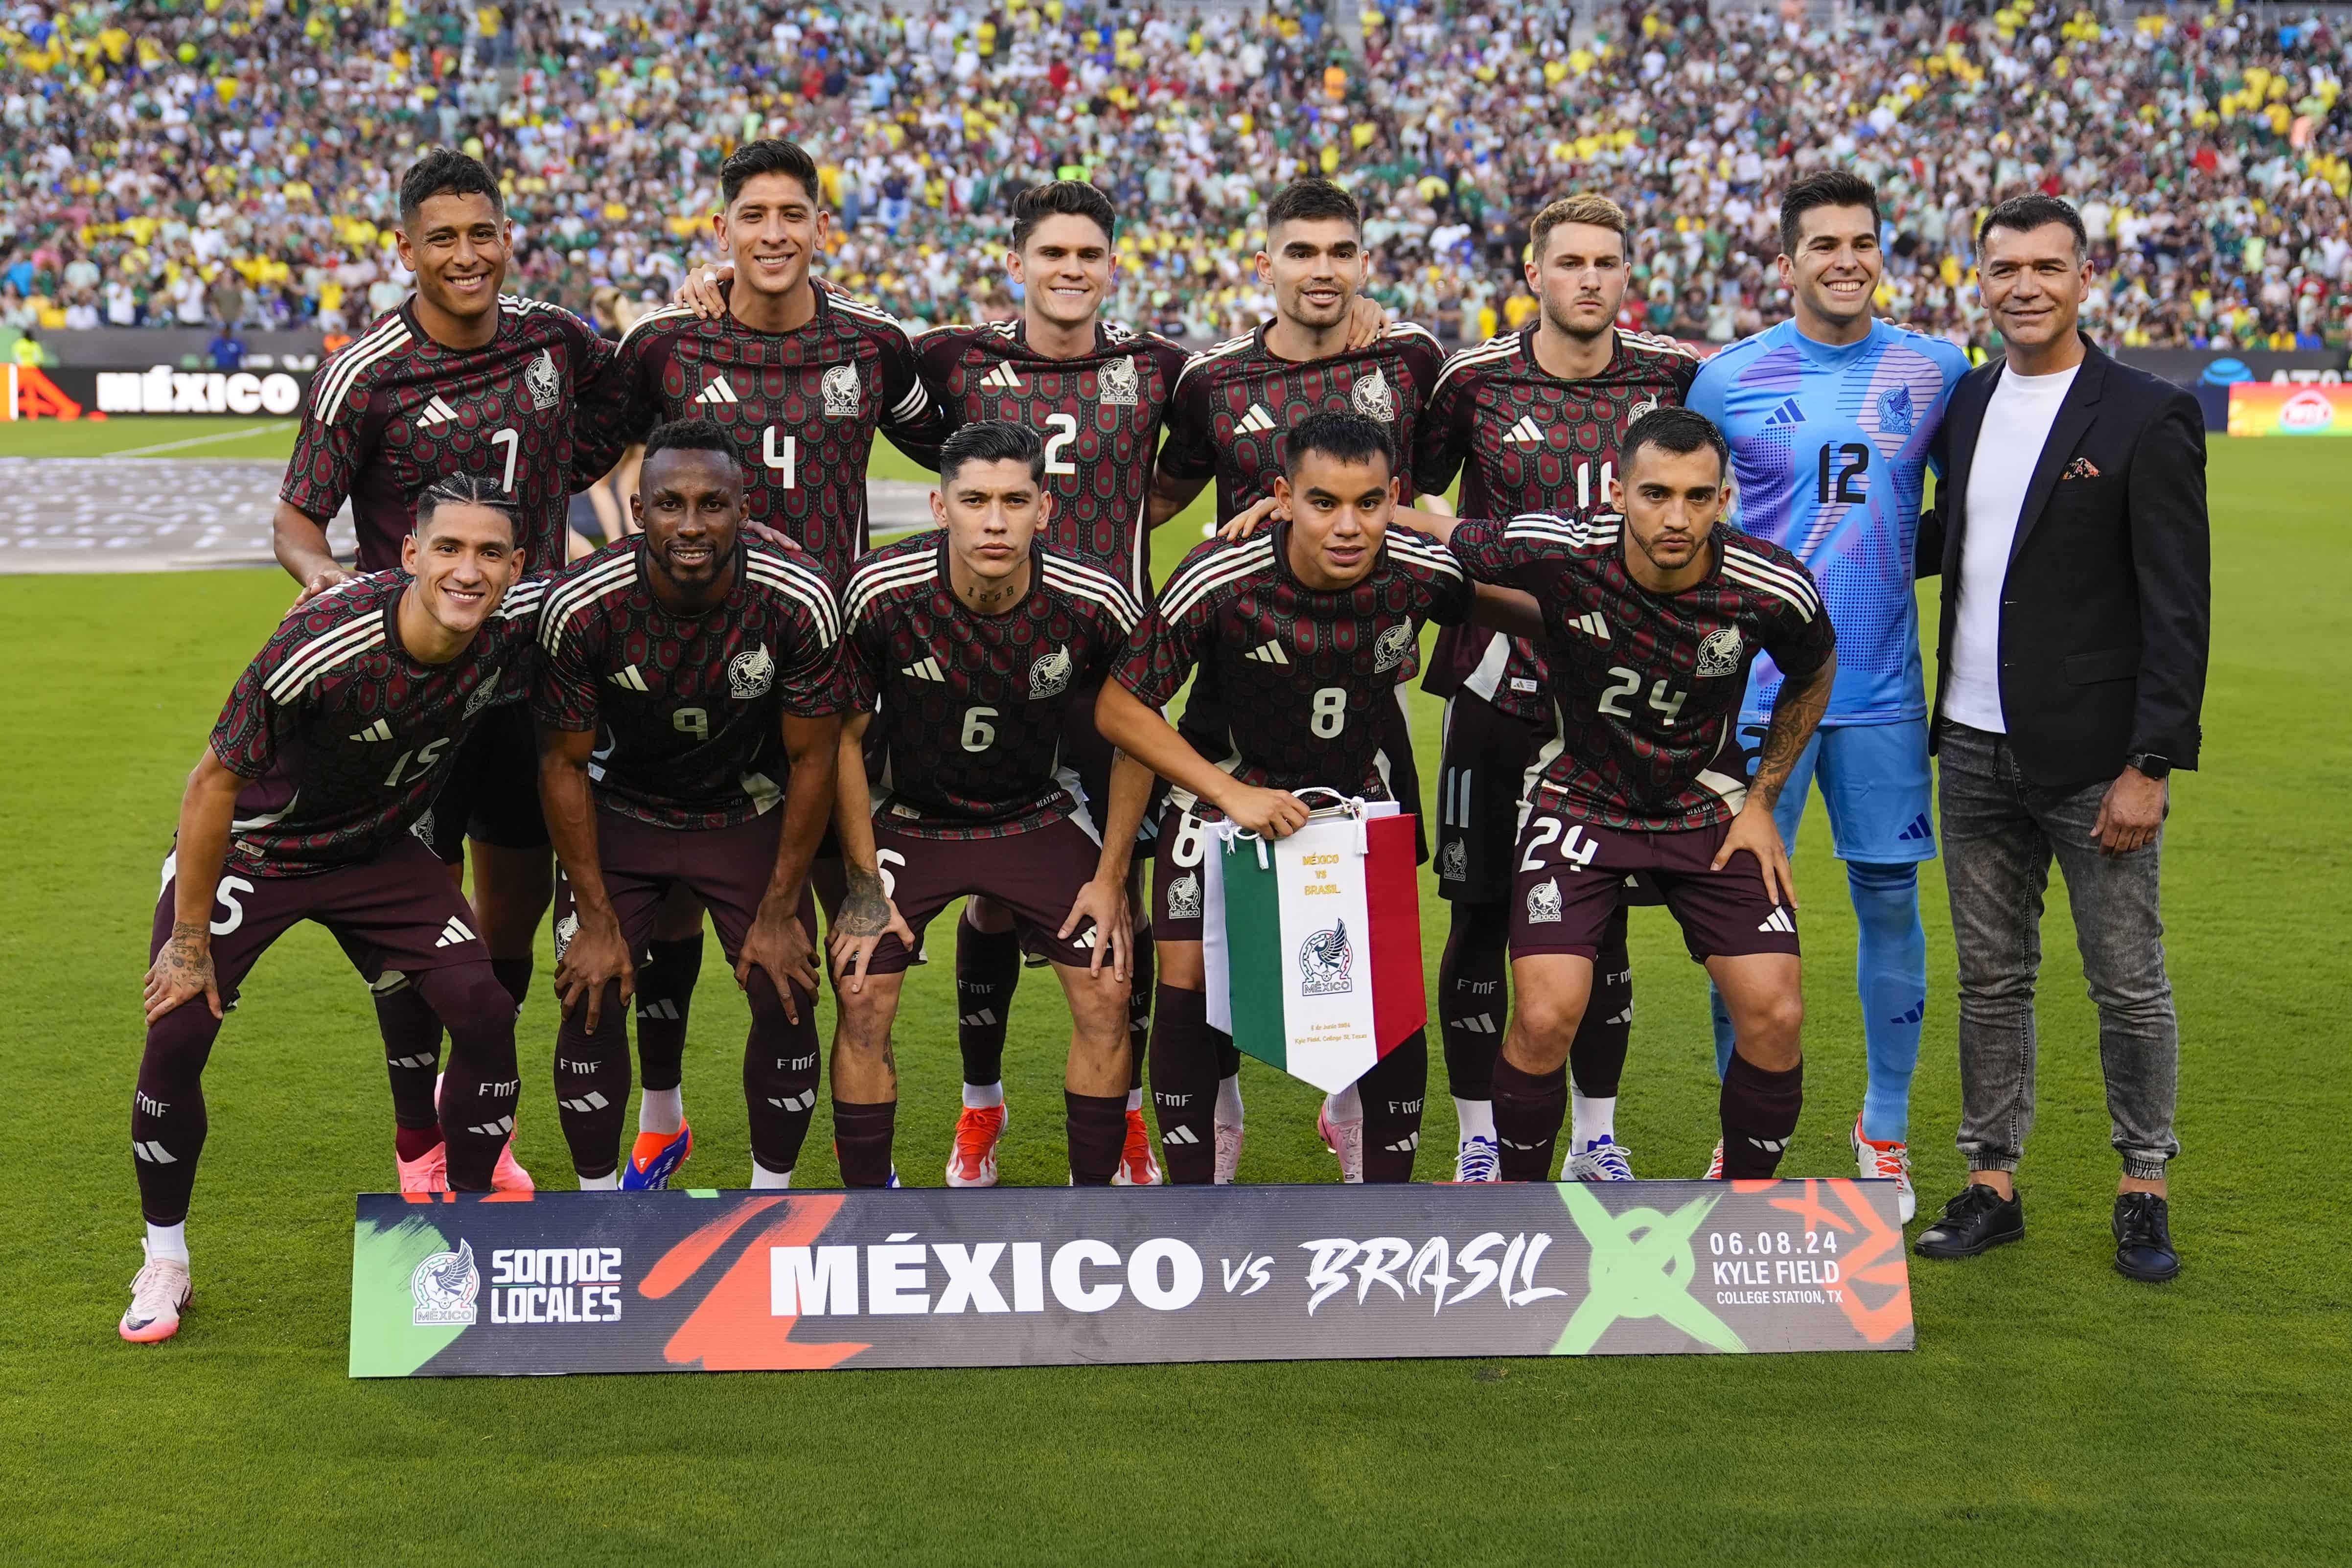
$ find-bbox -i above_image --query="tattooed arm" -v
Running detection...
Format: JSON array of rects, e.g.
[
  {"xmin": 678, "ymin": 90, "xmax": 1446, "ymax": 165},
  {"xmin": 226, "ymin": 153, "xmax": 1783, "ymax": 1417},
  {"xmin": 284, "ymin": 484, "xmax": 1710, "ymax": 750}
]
[
  {"xmin": 144, "ymin": 749, "xmax": 248, "ymax": 1024},
  {"xmin": 1710, "ymin": 650, "xmax": 1837, "ymax": 908},
  {"xmin": 827, "ymin": 711, "xmax": 915, "ymax": 992}
]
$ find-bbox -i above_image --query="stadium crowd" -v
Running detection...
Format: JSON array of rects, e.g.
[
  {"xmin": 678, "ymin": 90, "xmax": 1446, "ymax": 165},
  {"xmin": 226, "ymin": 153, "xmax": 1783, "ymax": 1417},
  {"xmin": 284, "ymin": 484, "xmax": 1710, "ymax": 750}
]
[{"xmin": 1, "ymin": 0, "xmax": 2347, "ymax": 350}]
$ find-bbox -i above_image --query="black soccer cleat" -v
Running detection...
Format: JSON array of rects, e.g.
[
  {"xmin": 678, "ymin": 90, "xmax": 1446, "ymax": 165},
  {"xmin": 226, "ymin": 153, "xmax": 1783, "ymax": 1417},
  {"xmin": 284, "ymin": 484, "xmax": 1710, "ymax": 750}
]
[
  {"xmin": 1913, "ymin": 1182, "xmax": 2025, "ymax": 1259},
  {"xmin": 2112, "ymin": 1192, "xmax": 2181, "ymax": 1283}
]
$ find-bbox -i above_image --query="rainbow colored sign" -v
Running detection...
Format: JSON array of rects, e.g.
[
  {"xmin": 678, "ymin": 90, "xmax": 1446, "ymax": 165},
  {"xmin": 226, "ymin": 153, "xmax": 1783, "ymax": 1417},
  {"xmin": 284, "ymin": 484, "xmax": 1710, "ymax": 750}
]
[{"xmin": 2228, "ymin": 383, "xmax": 2352, "ymax": 436}]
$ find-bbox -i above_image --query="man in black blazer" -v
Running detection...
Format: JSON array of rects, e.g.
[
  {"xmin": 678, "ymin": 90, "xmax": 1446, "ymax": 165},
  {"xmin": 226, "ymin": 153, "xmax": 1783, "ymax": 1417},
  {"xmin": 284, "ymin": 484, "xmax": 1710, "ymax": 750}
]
[{"xmin": 1912, "ymin": 194, "xmax": 2209, "ymax": 1283}]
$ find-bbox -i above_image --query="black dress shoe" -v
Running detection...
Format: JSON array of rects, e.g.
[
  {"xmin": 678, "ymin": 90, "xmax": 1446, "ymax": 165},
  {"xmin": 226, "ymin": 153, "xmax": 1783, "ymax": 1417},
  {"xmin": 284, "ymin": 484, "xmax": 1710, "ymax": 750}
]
[
  {"xmin": 1914, "ymin": 1182, "xmax": 2025, "ymax": 1259},
  {"xmin": 2113, "ymin": 1192, "xmax": 2181, "ymax": 1282}
]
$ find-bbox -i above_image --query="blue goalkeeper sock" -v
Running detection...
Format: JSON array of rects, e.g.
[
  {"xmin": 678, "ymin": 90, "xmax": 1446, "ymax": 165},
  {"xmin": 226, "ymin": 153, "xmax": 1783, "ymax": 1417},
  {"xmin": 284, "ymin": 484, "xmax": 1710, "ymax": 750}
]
[{"xmin": 1849, "ymin": 860, "xmax": 1925, "ymax": 1144}]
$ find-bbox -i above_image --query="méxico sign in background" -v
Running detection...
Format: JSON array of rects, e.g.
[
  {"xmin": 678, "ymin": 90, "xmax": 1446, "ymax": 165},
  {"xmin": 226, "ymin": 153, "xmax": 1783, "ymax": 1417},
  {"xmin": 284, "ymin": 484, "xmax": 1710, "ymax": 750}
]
[{"xmin": 352, "ymin": 1180, "xmax": 1912, "ymax": 1378}]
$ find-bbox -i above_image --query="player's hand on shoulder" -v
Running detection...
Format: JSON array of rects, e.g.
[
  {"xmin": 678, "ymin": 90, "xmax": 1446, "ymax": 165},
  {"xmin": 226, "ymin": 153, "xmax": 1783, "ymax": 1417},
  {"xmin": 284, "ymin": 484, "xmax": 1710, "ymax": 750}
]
[
  {"xmin": 294, "ymin": 565, "xmax": 356, "ymax": 607},
  {"xmin": 677, "ymin": 264, "xmax": 732, "ymax": 319},
  {"xmin": 742, "ymin": 518, "xmax": 802, "ymax": 552},
  {"xmin": 1217, "ymin": 783, "xmax": 1313, "ymax": 841},
  {"xmin": 554, "ymin": 908, "xmax": 635, "ymax": 1032},
  {"xmin": 1060, "ymin": 877, "xmax": 1130, "ymax": 980},
  {"xmin": 1343, "ymin": 295, "xmax": 1392, "ymax": 351},
  {"xmin": 1219, "ymin": 493, "xmax": 1287, "ymax": 543}
]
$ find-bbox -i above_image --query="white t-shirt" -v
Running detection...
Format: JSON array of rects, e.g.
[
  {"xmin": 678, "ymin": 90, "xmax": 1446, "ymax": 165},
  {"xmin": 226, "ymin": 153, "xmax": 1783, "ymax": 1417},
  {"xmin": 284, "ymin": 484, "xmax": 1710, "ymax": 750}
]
[{"xmin": 1943, "ymin": 363, "xmax": 2081, "ymax": 733}]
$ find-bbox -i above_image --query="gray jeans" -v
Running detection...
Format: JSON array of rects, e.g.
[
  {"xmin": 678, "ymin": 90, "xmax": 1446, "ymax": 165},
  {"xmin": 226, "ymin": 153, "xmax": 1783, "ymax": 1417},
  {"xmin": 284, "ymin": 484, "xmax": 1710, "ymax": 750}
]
[{"xmin": 1936, "ymin": 722, "xmax": 2180, "ymax": 1181}]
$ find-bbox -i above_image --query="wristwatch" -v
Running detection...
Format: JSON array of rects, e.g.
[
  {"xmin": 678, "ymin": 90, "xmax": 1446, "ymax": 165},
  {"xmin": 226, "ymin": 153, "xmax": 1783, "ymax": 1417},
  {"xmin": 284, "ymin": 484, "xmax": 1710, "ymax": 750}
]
[{"xmin": 2125, "ymin": 752, "xmax": 2171, "ymax": 780}]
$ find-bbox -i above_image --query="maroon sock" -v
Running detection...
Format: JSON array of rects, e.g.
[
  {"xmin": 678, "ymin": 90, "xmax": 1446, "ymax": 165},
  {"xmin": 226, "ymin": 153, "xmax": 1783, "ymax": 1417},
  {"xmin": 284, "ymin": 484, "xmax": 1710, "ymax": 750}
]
[
  {"xmin": 1492, "ymin": 1057, "xmax": 1568, "ymax": 1181},
  {"xmin": 833, "ymin": 1100, "xmax": 898, "ymax": 1187},
  {"xmin": 373, "ymin": 978, "xmax": 443, "ymax": 1130},
  {"xmin": 1568, "ymin": 908, "xmax": 1633, "ymax": 1099},
  {"xmin": 1720, "ymin": 1054, "xmax": 1803, "ymax": 1178},
  {"xmin": 1148, "ymin": 985, "xmax": 1217, "ymax": 1183},
  {"xmin": 1358, "ymin": 1031, "xmax": 1429, "ymax": 1182},
  {"xmin": 634, "ymin": 934, "xmax": 702, "ymax": 1093},
  {"xmin": 489, "ymin": 957, "xmax": 533, "ymax": 1014},
  {"xmin": 1439, "ymin": 903, "xmax": 1509, "ymax": 1099},
  {"xmin": 394, "ymin": 1124, "xmax": 445, "ymax": 1162},
  {"xmin": 1125, "ymin": 928, "xmax": 1154, "ymax": 1092},
  {"xmin": 1065, "ymin": 1090, "xmax": 1127, "ymax": 1185},
  {"xmin": 955, "ymin": 922, "xmax": 1021, "ymax": 1088}
]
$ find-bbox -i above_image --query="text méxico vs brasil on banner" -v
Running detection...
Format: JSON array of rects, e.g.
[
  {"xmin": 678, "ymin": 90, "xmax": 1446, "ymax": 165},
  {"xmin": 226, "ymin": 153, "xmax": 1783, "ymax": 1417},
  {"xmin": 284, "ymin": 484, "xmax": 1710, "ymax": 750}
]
[{"xmin": 352, "ymin": 1181, "xmax": 1913, "ymax": 1378}]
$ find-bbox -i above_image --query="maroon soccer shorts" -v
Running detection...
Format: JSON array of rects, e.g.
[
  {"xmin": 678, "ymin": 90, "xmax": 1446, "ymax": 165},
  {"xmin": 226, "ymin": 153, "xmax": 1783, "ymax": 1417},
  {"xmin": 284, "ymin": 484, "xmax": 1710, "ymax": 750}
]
[
  {"xmin": 1433, "ymin": 691, "xmax": 1550, "ymax": 905},
  {"xmin": 553, "ymin": 804, "xmax": 819, "ymax": 969},
  {"xmin": 1507, "ymin": 807, "xmax": 1802, "ymax": 965},
  {"xmin": 1149, "ymin": 799, "xmax": 1214, "ymax": 944},
  {"xmin": 859, "ymin": 813, "xmax": 1111, "ymax": 976},
  {"xmin": 419, "ymin": 704, "xmax": 549, "ymax": 865},
  {"xmin": 148, "ymin": 835, "xmax": 492, "ymax": 999}
]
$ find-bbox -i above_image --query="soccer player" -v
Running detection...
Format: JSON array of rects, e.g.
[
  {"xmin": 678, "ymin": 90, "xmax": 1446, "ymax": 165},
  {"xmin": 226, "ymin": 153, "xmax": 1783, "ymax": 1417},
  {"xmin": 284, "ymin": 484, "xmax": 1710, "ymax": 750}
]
[
  {"xmin": 571, "ymin": 138, "xmax": 945, "ymax": 1180},
  {"xmin": 1413, "ymin": 192, "xmax": 1700, "ymax": 1184},
  {"xmin": 534, "ymin": 419, "xmax": 847, "ymax": 1190},
  {"xmin": 1145, "ymin": 177, "xmax": 1444, "ymax": 1177},
  {"xmin": 904, "ymin": 182, "xmax": 1190, "ymax": 1188},
  {"xmin": 123, "ymin": 479, "xmax": 540, "ymax": 1343},
  {"xmin": 1408, "ymin": 408, "xmax": 1837, "ymax": 1183},
  {"xmin": 272, "ymin": 147, "xmax": 613, "ymax": 1190},
  {"xmin": 1098, "ymin": 410, "xmax": 1507, "ymax": 1184},
  {"xmin": 827, "ymin": 422, "xmax": 1158, "ymax": 1186},
  {"xmin": 1685, "ymin": 171, "xmax": 1969, "ymax": 1216}
]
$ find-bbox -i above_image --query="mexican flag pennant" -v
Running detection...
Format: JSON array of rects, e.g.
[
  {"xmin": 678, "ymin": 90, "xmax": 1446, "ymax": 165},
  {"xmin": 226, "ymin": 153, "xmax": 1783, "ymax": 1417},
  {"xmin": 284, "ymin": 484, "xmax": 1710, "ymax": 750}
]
[{"xmin": 1204, "ymin": 802, "xmax": 1427, "ymax": 1094}]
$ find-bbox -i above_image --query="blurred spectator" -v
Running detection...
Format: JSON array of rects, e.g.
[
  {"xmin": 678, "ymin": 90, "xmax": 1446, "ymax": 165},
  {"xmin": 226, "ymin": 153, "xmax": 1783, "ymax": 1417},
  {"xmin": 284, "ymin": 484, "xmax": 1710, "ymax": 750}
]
[{"xmin": 208, "ymin": 322, "xmax": 245, "ymax": 371}]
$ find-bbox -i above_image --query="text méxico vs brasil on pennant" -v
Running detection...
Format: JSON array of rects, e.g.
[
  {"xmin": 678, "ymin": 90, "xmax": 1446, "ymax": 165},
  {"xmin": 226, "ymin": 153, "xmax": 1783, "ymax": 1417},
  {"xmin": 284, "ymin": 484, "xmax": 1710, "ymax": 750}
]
[{"xmin": 352, "ymin": 1180, "xmax": 1913, "ymax": 1378}]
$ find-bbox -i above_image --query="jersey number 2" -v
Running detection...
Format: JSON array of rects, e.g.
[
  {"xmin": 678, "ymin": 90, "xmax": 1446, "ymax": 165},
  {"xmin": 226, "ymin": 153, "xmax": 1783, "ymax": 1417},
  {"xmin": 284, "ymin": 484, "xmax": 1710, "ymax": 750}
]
[{"xmin": 1042, "ymin": 414, "xmax": 1079, "ymax": 477}]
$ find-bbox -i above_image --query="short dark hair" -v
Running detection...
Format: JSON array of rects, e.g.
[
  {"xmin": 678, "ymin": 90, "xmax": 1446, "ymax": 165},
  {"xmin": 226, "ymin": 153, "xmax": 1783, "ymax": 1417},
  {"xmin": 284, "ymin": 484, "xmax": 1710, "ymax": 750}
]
[
  {"xmin": 1777, "ymin": 170, "xmax": 1879, "ymax": 256},
  {"xmin": 721, "ymin": 138, "xmax": 821, "ymax": 209},
  {"xmin": 1012, "ymin": 181, "xmax": 1117, "ymax": 252},
  {"xmin": 642, "ymin": 417, "xmax": 741, "ymax": 477},
  {"xmin": 1976, "ymin": 193, "xmax": 2088, "ymax": 261},
  {"xmin": 414, "ymin": 473, "xmax": 518, "ymax": 538},
  {"xmin": 1281, "ymin": 408, "xmax": 1394, "ymax": 479},
  {"xmin": 1620, "ymin": 406, "xmax": 1729, "ymax": 484},
  {"xmin": 399, "ymin": 148, "xmax": 503, "ymax": 231},
  {"xmin": 1264, "ymin": 178, "xmax": 1360, "ymax": 239},
  {"xmin": 939, "ymin": 420, "xmax": 1046, "ymax": 487}
]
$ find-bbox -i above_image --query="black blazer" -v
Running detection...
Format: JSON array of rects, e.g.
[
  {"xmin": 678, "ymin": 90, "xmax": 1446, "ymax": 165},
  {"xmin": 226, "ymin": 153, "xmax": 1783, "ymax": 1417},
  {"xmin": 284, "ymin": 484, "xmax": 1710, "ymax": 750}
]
[{"xmin": 1918, "ymin": 336, "xmax": 2209, "ymax": 790}]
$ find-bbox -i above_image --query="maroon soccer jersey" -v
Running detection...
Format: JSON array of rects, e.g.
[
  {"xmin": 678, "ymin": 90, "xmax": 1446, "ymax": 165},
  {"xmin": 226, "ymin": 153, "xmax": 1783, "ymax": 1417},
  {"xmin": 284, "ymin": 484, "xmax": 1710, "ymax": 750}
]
[
  {"xmin": 574, "ymin": 281, "xmax": 945, "ymax": 584},
  {"xmin": 1156, "ymin": 320, "xmax": 1445, "ymax": 523},
  {"xmin": 208, "ymin": 572, "xmax": 544, "ymax": 876},
  {"xmin": 910, "ymin": 319, "xmax": 1189, "ymax": 599},
  {"xmin": 1417, "ymin": 327, "xmax": 1700, "ymax": 721},
  {"xmin": 534, "ymin": 537, "xmax": 848, "ymax": 830},
  {"xmin": 1115, "ymin": 523, "xmax": 1472, "ymax": 807},
  {"xmin": 1446, "ymin": 511, "xmax": 1835, "ymax": 832},
  {"xmin": 843, "ymin": 534, "xmax": 1143, "ymax": 839},
  {"xmin": 280, "ymin": 296, "xmax": 612, "ymax": 575}
]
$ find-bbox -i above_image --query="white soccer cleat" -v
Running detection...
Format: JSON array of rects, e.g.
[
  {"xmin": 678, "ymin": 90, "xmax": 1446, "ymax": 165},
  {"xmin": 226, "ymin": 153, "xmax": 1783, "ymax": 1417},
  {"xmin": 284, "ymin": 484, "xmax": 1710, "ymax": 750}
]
[
  {"xmin": 1213, "ymin": 1119, "xmax": 1244, "ymax": 1185},
  {"xmin": 1453, "ymin": 1134, "xmax": 1500, "ymax": 1183},
  {"xmin": 119, "ymin": 1244, "xmax": 191, "ymax": 1344},
  {"xmin": 1853, "ymin": 1113, "xmax": 1917, "ymax": 1222},
  {"xmin": 1316, "ymin": 1098, "xmax": 1364, "ymax": 1184},
  {"xmin": 1704, "ymin": 1140, "xmax": 1725, "ymax": 1180},
  {"xmin": 1567, "ymin": 1135, "xmax": 1636, "ymax": 1182}
]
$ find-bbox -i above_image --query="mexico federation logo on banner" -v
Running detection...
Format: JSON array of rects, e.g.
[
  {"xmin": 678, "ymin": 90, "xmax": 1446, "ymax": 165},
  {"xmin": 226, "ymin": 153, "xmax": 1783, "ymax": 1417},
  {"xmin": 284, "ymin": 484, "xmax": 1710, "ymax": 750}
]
[
  {"xmin": 411, "ymin": 1238, "xmax": 480, "ymax": 1327},
  {"xmin": 1297, "ymin": 920, "xmax": 1355, "ymax": 997}
]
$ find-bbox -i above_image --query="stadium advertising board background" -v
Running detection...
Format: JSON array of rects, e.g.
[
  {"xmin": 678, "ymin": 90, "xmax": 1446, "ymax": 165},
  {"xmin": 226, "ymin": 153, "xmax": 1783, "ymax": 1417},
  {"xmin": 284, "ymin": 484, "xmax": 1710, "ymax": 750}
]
[
  {"xmin": 352, "ymin": 1181, "xmax": 1912, "ymax": 1378},
  {"xmin": 2227, "ymin": 382, "xmax": 2352, "ymax": 436}
]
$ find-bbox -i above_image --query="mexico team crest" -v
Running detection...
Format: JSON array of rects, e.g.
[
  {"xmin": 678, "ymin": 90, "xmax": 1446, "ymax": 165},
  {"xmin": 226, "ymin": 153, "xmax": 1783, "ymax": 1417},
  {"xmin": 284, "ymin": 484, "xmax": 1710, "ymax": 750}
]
[
  {"xmin": 1526, "ymin": 878, "xmax": 1563, "ymax": 923},
  {"xmin": 728, "ymin": 645, "xmax": 776, "ymax": 699},
  {"xmin": 1695, "ymin": 627, "xmax": 1744, "ymax": 678},
  {"xmin": 462, "ymin": 674, "xmax": 501, "ymax": 719},
  {"xmin": 1168, "ymin": 872, "xmax": 1203, "ymax": 920},
  {"xmin": 1297, "ymin": 921, "xmax": 1355, "ymax": 997},
  {"xmin": 1350, "ymin": 366, "xmax": 1396, "ymax": 422},
  {"xmin": 822, "ymin": 364, "xmax": 862, "ymax": 418},
  {"xmin": 411, "ymin": 1238, "xmax": 480, "ymax": 1327},
  {"xmin": 553, "ymin": 909, "xmax": 579, "ymax": 960},
  {"xmin": 1878, "ymin": 384, "xmax": 1915, "ymax": 436},
  {"xmin": 1439, "ymin": 837, "xmax": 1468, "ymax": 881},
  {"xmin": 1098, "ymin": 355, "xmax": 1140, "ymax": 406},
  {"xmin": 525, "ymin": 349, "xmax": 561, "ymax": 411},
  {"xmin": 1372, "ymin": 623, "xmax": 1415, "ymax": 673},
  {"xmin": 1028, "ymin": 645, "xmax": 1073, "ymax": 699}
]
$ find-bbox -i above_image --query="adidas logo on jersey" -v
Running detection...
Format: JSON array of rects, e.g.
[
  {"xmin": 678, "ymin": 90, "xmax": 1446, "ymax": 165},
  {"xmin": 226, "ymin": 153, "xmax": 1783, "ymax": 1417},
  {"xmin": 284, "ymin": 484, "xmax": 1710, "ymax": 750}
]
[
  {"xmin": 348, "ymin": 718, "xmax": 394, "ymax": 742},
  {"xmin": 607, "ymin": 665, "xmax": 651, "ymax": 692},
  {"xmin": 1764, "ymin": 396, "xmax": 1807, "ymax": 428},
  {"xmin": 979, "ymin": 362, "xmax": 1023, "ymax": 392},
  {"xmin": 1503, "ymin": 415, "xmax": 1547, "ymax": 447},
  {"xmin": 434, "ymin": 916, "xmax": 478, "ymax": 949},
  {"xmin": 1569, "ymin": 611, "xmax": 1612, "ymax": 642},
  {"xmin": 413, "ymin": 395, "xmax": 462, "ymax": 428},
  {"xmin": 902, "ymin": 656, "xmax": 946, "ymax": 682},
  {"xmin": 694, "ymin": 376, "xmax": 739, "ymax": 405},
  {"xmin": 1244, "ymin": 639, "xmax": 1289, "ymax": 665},
  {"xmin": 1757, "ymin": 907, "xmax": 1796, "ymax": 935},
  {"xmin": 1235, "ymin": 403, "xmax": 1277, "ymax": 435}
]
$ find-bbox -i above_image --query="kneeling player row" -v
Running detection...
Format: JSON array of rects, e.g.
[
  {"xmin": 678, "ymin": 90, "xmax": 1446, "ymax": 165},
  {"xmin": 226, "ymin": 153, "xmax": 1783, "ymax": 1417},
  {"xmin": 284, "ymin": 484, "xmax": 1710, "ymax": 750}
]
[{"xmin": 122, "ymin": 406, "xmax": 1835, "ymax": 1343}]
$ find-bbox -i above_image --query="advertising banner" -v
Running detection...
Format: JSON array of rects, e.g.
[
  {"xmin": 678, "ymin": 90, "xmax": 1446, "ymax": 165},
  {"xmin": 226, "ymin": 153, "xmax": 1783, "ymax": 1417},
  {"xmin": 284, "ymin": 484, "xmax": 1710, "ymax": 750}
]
[
  {"xmin": 351, "ymin": 1179, "xmax": 1914, "ymax": 1379},
  {"xmin": 2117, "ymin": 348, "xmax": 2347, "ymax": 388},
  {"xmin": 2227, "ymin": 382, "xmax": 2352, "ymax": 437}
]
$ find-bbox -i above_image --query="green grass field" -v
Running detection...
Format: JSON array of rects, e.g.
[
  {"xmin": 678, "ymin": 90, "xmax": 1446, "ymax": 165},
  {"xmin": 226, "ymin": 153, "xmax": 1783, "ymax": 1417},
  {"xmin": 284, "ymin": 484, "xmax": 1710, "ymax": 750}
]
[{"xmin": 4, "ymin": 421, "xmax": 2347, "ymax": 1564}]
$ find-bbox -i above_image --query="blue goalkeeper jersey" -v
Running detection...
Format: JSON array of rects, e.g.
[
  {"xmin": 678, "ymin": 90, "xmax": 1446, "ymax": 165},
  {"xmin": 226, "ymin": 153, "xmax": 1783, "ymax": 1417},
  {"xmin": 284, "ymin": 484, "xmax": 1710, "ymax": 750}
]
[{"xmin": 1686, "ymin": 319, "xmax": 1968, "ymax": 728}]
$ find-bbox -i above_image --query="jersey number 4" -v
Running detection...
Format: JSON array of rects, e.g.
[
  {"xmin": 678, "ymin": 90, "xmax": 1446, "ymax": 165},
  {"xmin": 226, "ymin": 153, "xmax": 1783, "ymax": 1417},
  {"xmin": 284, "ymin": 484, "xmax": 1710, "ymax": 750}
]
[{"xmin": 763, "ymin": 428, "xmax": 799, "ymax": 490}]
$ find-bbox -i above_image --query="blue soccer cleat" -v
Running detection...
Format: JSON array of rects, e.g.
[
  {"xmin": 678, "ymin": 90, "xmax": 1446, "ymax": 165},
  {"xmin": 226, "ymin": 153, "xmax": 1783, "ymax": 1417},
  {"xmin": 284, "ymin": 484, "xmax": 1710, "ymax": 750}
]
[{"xmin": 621, "ymin": 1122, "xmax": 693, "ymax": 1190}]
